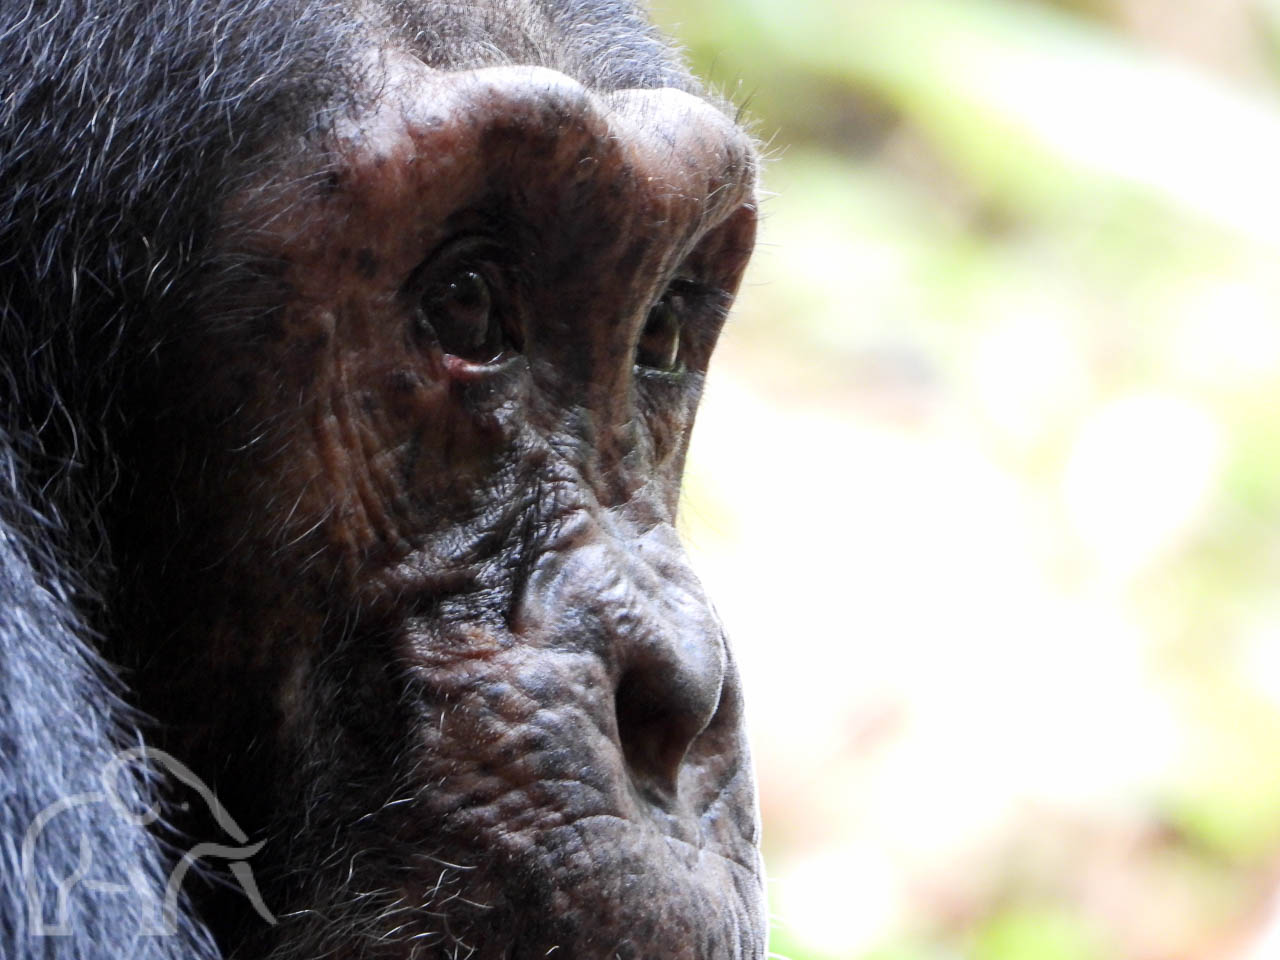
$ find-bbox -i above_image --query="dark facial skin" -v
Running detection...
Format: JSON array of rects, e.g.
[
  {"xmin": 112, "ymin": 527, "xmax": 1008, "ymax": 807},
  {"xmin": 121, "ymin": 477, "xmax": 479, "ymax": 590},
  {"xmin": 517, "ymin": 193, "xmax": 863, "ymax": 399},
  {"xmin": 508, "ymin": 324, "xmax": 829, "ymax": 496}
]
[{"xmin": 119, "ymin": 54, "xmax": 762, "ymax": 958}]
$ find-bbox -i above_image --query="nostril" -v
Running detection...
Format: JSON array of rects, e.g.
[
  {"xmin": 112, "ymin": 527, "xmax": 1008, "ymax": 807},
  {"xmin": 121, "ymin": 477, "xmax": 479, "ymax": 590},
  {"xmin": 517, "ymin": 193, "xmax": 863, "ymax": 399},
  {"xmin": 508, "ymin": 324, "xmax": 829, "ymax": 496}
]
[{"xmin": 614, "ymin": 662, "xmax": 721, "ymax": 804}]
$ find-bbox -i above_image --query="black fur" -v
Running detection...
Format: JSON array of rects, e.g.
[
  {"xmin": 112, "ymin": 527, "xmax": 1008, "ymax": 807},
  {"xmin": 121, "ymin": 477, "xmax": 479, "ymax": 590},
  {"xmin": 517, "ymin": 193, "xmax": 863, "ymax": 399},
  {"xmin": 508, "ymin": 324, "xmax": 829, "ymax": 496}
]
[{"xmin": 1, "ymin": 3, "xmax": 353, "ymax": 953}]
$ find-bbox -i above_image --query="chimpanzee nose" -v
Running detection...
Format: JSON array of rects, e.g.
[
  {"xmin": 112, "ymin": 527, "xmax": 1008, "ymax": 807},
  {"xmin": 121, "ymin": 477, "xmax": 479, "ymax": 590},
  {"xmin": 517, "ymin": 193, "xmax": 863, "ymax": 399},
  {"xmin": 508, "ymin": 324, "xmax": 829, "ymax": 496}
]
[
  {"xmin": 512, "ymin": 519, "xmax": 726, "ymax": 802},
  {"xmin": 611, "ymin": 567, "xmax": 727, "ymax": 802}
]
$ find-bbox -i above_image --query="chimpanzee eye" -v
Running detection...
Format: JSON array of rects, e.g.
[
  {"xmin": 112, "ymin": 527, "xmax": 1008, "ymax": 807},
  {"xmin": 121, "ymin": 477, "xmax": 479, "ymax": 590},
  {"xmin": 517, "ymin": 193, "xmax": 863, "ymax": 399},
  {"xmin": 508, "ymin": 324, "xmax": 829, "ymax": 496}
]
[
  {"xmin": 430, "ymin": 269, "xmax": 491, "ymax": 351},
  {"xmin": 636, "ymin": 296, "xmax": 682, "ymax": 372},
  {"xmin": 421, "ymin": 268, "xmax": 501, "ymax": 361}
]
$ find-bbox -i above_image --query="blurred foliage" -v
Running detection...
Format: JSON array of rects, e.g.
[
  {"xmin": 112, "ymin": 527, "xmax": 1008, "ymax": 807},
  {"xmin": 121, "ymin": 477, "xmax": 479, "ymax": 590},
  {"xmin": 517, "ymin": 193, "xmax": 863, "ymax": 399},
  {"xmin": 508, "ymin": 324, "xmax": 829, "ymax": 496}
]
[
  {"xmin": 972, "ymin": 906, "xmax": 1111, "ymax": 960},
  {"xmin": 652, "ymin": 0, "xmax": 1280, "ymax": 958}
]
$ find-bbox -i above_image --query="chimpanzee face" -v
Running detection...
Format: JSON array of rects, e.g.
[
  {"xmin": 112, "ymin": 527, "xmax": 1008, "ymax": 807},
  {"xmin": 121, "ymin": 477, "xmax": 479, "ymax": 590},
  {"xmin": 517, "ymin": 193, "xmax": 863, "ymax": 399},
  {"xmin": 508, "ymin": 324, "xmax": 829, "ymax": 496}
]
[{"xmin": 128, "ymin": 53, "xmax": 764, "ymax": 959}]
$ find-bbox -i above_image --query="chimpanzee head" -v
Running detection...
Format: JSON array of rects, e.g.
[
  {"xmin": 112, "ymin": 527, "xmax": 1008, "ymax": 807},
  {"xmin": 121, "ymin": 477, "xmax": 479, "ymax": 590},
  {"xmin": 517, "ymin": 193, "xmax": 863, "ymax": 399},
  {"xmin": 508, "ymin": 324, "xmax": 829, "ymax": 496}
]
[{"xmin": 1, "ymin": 2, "xmax": 764, "ymax": 958}]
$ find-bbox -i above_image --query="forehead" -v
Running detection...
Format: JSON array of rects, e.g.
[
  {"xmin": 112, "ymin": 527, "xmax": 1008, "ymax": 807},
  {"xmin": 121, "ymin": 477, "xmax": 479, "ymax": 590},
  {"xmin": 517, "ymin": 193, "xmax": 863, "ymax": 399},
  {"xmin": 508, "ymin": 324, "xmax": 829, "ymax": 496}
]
[{"xmin": 244, "ymin": 0, "xmax": 746, "ymax": 189}]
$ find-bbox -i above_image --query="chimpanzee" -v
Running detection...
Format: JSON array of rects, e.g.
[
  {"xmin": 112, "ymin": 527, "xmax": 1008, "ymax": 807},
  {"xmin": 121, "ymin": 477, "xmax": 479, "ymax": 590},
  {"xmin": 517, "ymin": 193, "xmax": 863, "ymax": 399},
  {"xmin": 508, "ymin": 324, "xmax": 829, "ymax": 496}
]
[{"xmin": 0, "ymin": 1, "xmax": 763, "ymax": 958}]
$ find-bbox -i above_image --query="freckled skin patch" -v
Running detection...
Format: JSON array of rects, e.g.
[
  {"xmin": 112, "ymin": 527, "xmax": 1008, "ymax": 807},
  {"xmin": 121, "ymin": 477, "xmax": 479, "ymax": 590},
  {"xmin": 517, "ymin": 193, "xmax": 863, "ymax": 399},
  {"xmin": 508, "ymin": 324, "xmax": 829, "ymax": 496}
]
[{"xmin": 120, "ymin": 60, "xmax": 763, "ymax": 959}]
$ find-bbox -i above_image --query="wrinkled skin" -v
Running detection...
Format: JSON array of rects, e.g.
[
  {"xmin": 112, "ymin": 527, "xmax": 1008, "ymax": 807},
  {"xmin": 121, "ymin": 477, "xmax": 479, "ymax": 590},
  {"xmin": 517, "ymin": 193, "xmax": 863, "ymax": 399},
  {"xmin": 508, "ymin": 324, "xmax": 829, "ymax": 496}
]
[{"xmin": 116, "ymin": 53, "xmax": 763, "ymax": 958}]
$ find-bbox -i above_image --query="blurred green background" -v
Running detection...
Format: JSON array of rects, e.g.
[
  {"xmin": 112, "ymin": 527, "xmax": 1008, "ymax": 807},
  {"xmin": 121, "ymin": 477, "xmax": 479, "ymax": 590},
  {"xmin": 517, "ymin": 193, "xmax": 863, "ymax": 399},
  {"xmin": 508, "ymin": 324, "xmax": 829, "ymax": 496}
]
[{"xmin": 648, "ymin": 1, "xmax": 1280, "ymax": 958}]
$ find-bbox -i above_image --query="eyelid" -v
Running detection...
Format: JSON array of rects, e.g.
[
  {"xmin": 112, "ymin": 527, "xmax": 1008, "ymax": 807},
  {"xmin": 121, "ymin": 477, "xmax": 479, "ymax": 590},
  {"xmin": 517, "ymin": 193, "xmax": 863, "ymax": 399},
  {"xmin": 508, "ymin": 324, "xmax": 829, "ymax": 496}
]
[
  {"xmin": 661, "ymin": 275, "xmax": 724, "ymax": 309},
  {"xmin": 409, "ymin": 235, "xmax": 506, "ymax": 291}
]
